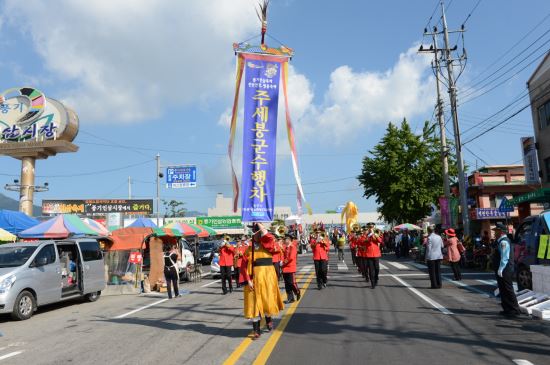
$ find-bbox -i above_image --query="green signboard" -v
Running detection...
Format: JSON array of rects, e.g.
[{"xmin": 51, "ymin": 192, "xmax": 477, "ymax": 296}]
[{"xmin": 196, "ymin": 216, "xmax": 243, "ymax": 229}]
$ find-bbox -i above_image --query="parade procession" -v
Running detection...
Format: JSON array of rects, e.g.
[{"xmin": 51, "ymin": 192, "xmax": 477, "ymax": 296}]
[{"xmin": 1, "ymin": 1, "xmax": 550, "ymax": 365}]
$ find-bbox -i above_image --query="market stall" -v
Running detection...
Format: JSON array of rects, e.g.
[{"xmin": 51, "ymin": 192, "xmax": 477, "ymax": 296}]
[
  {"xmin": 108, "ymin": 227, "xmax": 182, "ymax": 293},
  {"xmin": 18, "ymin": 214, "xmax": 101, "ymax": 239},
  {"xmin": 0, "ymin": 227, "xmax": 16, "ymax": 243},
  {"xmin": 0, "ymin": 209, "xmax": 40, "ymax": 234}
]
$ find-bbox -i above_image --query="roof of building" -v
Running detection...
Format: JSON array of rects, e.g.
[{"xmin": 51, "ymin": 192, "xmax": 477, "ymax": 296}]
[{"xmin": 527, "ymin": 51, "xmax": 550, "ymax": 86}]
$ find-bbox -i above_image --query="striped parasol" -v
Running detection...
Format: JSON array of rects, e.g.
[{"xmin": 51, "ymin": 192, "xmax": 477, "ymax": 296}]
[
  {"xmin": 81, "ymin": 218, "xmax": 110, "ymax": 236},
  {"xmin": 393, "ymin": 223, "xmax": 422, "ymax": 231},
  {"xmin": 19, "ymin": 214, "xmax": 100, "ymax": 239},
  {"xmin": 163, "ymin": 222, "xmax": 198, "ymax": 236}
]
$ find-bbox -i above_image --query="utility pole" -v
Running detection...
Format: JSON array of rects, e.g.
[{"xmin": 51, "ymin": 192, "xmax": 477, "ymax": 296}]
[
  {"xmin": 156, "ymin": 154, "xmax": 161, "ymax": 226},
  {"xmin": 441, "ymin": 1, "xmax": 470, "ymax": 236},
  {"xmin": 419, "ymin": 32, "xmax": 451, "ymax": 201},
  {"xmin": 128, "ymin": 176, "xmax": 132, "ymax": 199}
]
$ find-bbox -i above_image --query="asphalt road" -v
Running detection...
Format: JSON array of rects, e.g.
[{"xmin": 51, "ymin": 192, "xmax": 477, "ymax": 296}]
[{"xmin": 0, "ymin": 250, "xmax": 549, "ymax": 365}]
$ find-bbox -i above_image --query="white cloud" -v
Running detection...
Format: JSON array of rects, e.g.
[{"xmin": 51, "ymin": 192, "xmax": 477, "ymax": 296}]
[
  {"xmin": 298, "ymin": 47, "xmax": 435, "ymax": 143},
  {"xmin": 1, "ymin": 0, "xmax": 258, "ymax": 122}
]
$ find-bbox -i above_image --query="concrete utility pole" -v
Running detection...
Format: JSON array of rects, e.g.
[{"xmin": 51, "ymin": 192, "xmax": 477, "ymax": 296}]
[
  {"xmin": 156, "ymin": 154, "xmax": 161, "ymax": 226},
  {"xmin": 419, "ymin": 33, "xmax": 451, "ymax": 201},
  {"xmin": 128, "ymin": 176, "xmax": 132, "ymax": 199},
  {"xmin": 441, "ymin": 1, "xmax": 470, "ymax": 236}
]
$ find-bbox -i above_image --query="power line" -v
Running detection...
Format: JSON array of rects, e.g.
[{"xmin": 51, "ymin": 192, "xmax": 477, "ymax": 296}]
[
  {"xmin": 462, "ymin": 11, "xmax": 550, "ymax": 87},
  {"xmin": 461, "ymin": 0, "xmax": 482, "ymax": 26},
  {"xmin": 0, "ymin": 159, "xmax": 155, "ymax": 178},
  {"xmin": 459, "ymin": 40, "xmax": 550, "ymax": 102},
  {"xmin": 461, "ymin": 87, "xmax": 550, "ymax": 145}
]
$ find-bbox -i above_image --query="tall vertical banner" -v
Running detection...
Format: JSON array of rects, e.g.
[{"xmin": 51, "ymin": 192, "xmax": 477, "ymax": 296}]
[
  {"xmin": 439, "ymin": 197, "xmax": 450, "ymax": 229},
  {"xmin": 521, "ymin": 137, "xmax": 540, "ymax": 184},
  {"xmin": 241, "ymin": 55, "xmax": 282, "ymax": 221},
  {"xmin": 228, "ymin": 40, "xmax": 308, "ymax": 223}
]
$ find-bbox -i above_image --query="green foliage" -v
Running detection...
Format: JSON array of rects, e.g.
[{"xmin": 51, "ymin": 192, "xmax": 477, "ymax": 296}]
[
  {"xmin": 162, "ymin": 199, "xmax": 187, "ymax": 218},
  {"xmin": 358, "ymin": 119, "xmax": 457, "ymax": 223}
]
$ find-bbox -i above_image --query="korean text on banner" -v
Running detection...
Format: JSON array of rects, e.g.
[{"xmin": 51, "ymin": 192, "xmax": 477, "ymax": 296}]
[{"xmin": 241, "ymin": 56, "xmax": 282, "ymax": 222}]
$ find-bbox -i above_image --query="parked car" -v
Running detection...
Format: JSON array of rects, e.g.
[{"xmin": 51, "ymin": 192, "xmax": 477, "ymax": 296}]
[
  {"xmin": 178, "ymin": 239, "xmax": 195, "ymax": 282},
  {"xmin": 199, "ymin": 240, "xmax": 222, "ymax": 265},
  {"xmin": 0, "ymin": 238, "xmax": 106, "ymax": 320},
  {"xmin": 514, "ymin": 210, "xmax": 550, "ymax": 290}
]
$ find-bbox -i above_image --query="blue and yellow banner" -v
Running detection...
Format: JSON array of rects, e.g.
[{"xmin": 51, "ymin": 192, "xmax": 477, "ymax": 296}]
[{"xmin": 241, "ymin": 54, "xmax": 283, "ymax": 222}]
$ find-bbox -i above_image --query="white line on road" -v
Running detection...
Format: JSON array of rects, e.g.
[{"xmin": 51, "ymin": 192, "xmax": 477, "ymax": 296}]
[
  {"xmin": 379, "ymin": 263, "xmax": 388, "ymax": 270},
  {"xmin": 390, "ymin": 274, "xmax": 454, "ymax": 315},
  {"xmin": 408, "ymin": 262, "xmax": 427, "ymax": 269},
  {"xmin": 337, "ymin": 262, "xmax": 348, "ymax": 271},
  {"xmin": 0, "ymin": 351, "xmax": 23, "ymax": 361},
  {"xmin": 513, "ymin": 360, "xmax": 535, "ymax": 365},
  {"xmin": 477, "ymin": 279, "xmax": 497, "ymax": 286},
  {"xmin": 386, "ymin": 262, "xmax": 410, "ymax": 270},
  {"xmin": 114, "ymin": 299, "xmax": 169, "ymax": 319},
  {"xmin": 379, "ymin": 273, "xmax": 428, "ymax": 277},
  {"xmin": 200, "ymin": 279, "xmax": 221, "ymax": 288},
  {"xmin": 299, "ymin": 265, "xmax": 313, "ymax": 273},
  {"xmin": 443, "ymin": 277, "xmax": 491, "ymax": 298}
]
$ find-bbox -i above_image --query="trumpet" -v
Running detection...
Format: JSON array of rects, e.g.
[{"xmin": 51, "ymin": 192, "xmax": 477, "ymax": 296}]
[{"xmin": 222, "ymin": 235, "xmax": 231, "ymax": 245}]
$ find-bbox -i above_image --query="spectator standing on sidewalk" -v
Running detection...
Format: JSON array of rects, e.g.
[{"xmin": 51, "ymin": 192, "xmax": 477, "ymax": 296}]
[
  {"xmin": 491, "ymin": 223, "xmax": 521, "ymax": 317},
  {"xmin": 163, "ymin": 245, "xmax": 180, "ymax": 299},
  {"xmin": 444, "ymin": 228, "xmax": 464, "ymax": 281},
  {"xmin": 425, "ymin": 226, "xmax": 443, "ymax": 289}
]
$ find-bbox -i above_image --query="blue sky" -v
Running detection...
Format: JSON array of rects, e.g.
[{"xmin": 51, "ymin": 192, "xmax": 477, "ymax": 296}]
[{"xmin": 0, "ymin": 0, "xmax": 548, "ymax": 216}]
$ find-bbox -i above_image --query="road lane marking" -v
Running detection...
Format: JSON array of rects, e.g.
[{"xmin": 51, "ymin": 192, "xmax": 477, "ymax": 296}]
[
  {"xmin": 379, "ymin": 273, "xmax": 428, "ymax": 277},
  {"xmin": 114, "ymin": 298, "xmax": 169, "ymax": 319},
  {"xmin": 253, "ymin": 272, "xmax": 316, "ymax": 365},
  {"xmin": 337, "ymin": 262, "xmax": 348, "ymax": 271},
  {"xmin": 298, "ymin": 265, "xmax": 313, "ymax": 273},
  {"xmin": 0, "ymin": 351, "xmax": 23, "ymax": 361},
  {"xmin": 379, "ymin": 263, "xmax": 388, "ymax": 270},
  {"xmin": 477, "ymin": 279, "xmax": 497, "ymax": 286},
  {"xmin": 200, "ymin": 279, "xmax": 221, "ymax": 288},
  {"xmin": 408, "ymin": 262, "xmax": 427, "ymax": 269},
  {"xmin": 223, "ymin": 272, "xmax": 309, "ymax": 365},
  {"xmin": 443, "ymin": 277, "xmax": 491, "ymax": 298},
  {"xmin": 386, "ymin": 262, "xmax": 410, "ymax": 270},
  {"xmin": 513, "ymin": 360, "xmax": 535, "ymax": 365},
  {"xmin": 390, "ymin": 274, "xmax": 453, "ymax": 315}
]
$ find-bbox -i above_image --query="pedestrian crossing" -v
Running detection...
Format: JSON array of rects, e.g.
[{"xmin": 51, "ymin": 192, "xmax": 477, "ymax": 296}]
[{"xmin": 386, "ymin": 261, "xmax": 410, "ymax": 270}]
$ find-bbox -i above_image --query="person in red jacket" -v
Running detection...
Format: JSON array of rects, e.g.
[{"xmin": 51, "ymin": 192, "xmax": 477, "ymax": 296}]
[
  {"xmin": 365, "ymin": 224, "xmax": 383, "ymax": 289},
  {"xmin": 349, "ymin": 231, "xmax": 358, "ymax": 267},
  {"xmin": 234, "ymin": 237, "xmax": 247, "ymax": 288},
  {"xmin": 282, "ymin": 234, "xmax": 301, "ymax": 302},
  {"xmin": 356, "ymin": 228, "xmax": 370, "ymax": 282},
  {"xmin": 219, "ymin": 239, "xmax": 235, "ymax": 294},
  {"xmin": 272, "ymin": 236, "xmax": 284, "ymax": 281},
  {"xmin": 310, "ymin": 229, "xmax": 330, "ymax": 290}
]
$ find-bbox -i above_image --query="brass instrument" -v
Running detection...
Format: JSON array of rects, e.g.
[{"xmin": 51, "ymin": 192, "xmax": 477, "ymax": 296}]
[
  {"xmin": 275, "ymin": 225, "xmax": 288, "ymax": 237},
  {"xmin": 222, "ymin": 235, "xmax": 231, "ymax": 246},
  {"xmin": 351, "ymin": 223, "xmax": 361, "ymax": 233}
]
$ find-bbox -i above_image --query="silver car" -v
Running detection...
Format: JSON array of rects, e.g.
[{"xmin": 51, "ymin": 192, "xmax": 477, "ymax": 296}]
[{"xmin": 0, "ymin": 238, "xmax": 106, "ymax": 320}]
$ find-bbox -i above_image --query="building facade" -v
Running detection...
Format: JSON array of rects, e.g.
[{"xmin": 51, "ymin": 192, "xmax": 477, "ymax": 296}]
[
  {"xmin": 207, "ymin": 193, "xmax": 292, "ymax": 220},
  {"xmin": 467, "ymin": 165, "xmax": 544, "ymax": 234},
  {"xmin": 527, "ymin": 52, "xmax": 550, "ymax": 187}
]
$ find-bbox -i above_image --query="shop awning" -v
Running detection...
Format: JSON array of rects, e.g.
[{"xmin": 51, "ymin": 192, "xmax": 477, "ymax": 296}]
[
  {"xmin": 109, "ymin": 227, "xmax": 182, "ymax": 250},
  {"xmin": 508, "ymin": 188, "xmax": 550, "ymax": 205}
]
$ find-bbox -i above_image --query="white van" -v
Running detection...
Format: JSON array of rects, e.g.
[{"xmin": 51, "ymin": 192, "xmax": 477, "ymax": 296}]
[{"xmin": 0, "ymin": 238, "xmax": 106, "ymax": 320}]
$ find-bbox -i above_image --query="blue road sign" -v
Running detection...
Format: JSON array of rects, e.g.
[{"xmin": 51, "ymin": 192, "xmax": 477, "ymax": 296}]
[
  {"xmin": 166, "ymin": 166, "xmax": 197, "ymax": 188},
  {"xmin": 498, "ymin": 197, "xmax": 514, "ymax": 213}
]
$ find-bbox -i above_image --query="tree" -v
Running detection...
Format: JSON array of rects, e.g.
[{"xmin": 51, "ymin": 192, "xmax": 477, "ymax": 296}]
[
  {"xmin": 162, "ymin": 199, "xmax": 187, "ymax": 218},
  {"xmin": 357, "ymin": 119, "xmax": 457, "ymax": 224}
]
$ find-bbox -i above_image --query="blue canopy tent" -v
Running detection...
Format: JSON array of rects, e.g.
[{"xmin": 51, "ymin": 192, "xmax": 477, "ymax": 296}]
[
  {"xmin": 0, "ymin": 209, "xmax": 40, "ymax": 234},
  {"xmin": 127, "ymin": 217, "xmax": 157, "ymax": 228}
]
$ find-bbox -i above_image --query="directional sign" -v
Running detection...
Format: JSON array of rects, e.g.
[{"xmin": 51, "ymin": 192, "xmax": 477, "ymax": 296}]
[
  {"xmin": 166, "ymin": 166, "xmax": 197, "ymax": 188},
  {"xmin": 498, "ymin": 197, "xmax": 514, "ymax": 213}
]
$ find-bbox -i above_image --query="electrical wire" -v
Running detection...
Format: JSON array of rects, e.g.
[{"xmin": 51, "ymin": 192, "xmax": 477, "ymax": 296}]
[{"xmin": 461, "ymin": 0, "xmax": 482, "ymax": 27}]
